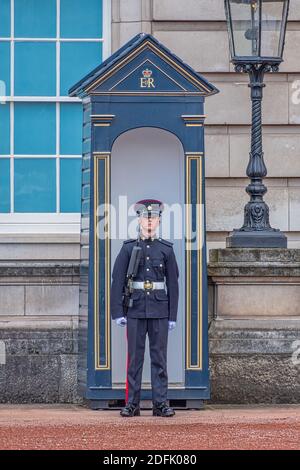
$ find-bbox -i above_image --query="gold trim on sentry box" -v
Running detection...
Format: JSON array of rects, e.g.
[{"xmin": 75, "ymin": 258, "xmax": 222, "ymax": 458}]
[
  {"xmin": 109, "ymin": 58, "xmax": 187, "ymax": 92},
  {"xmin": 85, "ymin": 41, "xmax": 212, "ymax": 95},
  {"xmin": 185, "ymin": 154, "xmax": 203, "ymax": 371},
  {"xmin": 91, "ymin": 115, "xmax": 115, "ymax": 127},
  {"xmin": 94, "ymin": 153, "xmax": 111, "ymax": 371}
]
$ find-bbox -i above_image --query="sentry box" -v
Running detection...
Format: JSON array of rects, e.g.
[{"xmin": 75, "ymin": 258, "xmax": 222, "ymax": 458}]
[{"xmin": 69, "ymin": 34, "xmax": 219, "ymax": 409}]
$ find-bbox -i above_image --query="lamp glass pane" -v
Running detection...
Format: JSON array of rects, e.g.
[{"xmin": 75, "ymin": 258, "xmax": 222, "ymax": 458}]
[
  {"xmin": 261, "ymin": 1, "xmax": 284, "ymax": 57},
  {"xmin": 229, "ymin": 0, "xmax": 260, "ymax": 57}
]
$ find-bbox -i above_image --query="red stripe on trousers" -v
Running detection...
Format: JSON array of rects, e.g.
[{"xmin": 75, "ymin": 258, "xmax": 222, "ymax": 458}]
[{"xmin": 125, "ymin": 326, "xmax": 129, "ymax": 403}]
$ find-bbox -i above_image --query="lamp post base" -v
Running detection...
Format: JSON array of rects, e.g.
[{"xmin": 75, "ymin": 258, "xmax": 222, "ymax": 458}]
[{"xmin": 226, "ymin": 230, "xmax": 287, "ymax": 248}]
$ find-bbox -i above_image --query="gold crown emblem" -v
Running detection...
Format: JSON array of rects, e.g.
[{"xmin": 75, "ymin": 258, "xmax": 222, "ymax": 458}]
[{"xmin": 142, "ymin": 69, "xmax": 152, "ymax": 78}]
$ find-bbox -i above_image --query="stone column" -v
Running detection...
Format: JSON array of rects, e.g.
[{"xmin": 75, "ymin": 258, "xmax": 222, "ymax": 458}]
[
  {"xmin": 112, "ymin": 0, "xmax": 152, "ymax": 51},
  {"xmin": 208, "ymin": 248, "xmax": 300, "ymax": 404}
]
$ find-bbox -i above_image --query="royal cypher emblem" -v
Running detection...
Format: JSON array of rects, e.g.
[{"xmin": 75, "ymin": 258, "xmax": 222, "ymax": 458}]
[{"xmin": 140, "ymin": 68, "xmax": 155, "ymax": 89}]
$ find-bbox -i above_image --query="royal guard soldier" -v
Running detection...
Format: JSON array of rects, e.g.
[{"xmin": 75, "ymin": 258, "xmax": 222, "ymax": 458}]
[{"xmin": 111, "ymin": 199, "xmax": 179, "ymax": 417}]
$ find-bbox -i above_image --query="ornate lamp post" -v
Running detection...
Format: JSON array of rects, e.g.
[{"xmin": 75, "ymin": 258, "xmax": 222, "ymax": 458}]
[{"xmin": 224, "ymin": 0, "xmax": 290, "ymax": 247}]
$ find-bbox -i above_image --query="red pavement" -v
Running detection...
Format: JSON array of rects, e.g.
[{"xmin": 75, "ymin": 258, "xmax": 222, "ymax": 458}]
[{"xmin": 0, "ymin": 404, "xmax": 299, "ymax": 450}]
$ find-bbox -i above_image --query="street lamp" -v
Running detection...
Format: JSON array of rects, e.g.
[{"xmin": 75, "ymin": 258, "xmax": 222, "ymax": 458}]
[{"xmin": 224, "ymin": 0, "xmax": 290, "ymax": 248}]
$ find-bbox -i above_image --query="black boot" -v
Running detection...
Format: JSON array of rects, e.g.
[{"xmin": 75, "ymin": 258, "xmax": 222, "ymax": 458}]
[
  {"xmin": 120, "ymin": 403, "xmax": 140, "ymax": 417},
  {"xmin": 153, "ymin": 402, "xmax": 175, "ymax": 417}
]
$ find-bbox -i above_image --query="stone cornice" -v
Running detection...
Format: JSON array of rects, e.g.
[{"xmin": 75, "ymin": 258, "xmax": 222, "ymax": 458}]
[
  {"xmin": 0, "ymin": 262, "xmax": 80, "ymax": 278},
  {"xmin": 208, "ymin": 248, "xmax": 300, "ymax": 277}
]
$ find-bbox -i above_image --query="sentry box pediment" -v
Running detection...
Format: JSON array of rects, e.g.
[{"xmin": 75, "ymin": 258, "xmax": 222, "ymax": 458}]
[
  {"xmin": 70, "ymin": 34, "xmax": 219, "ymax": 409},
  {"xmin": 69, "ymin": 33, "xmax": 218, "ymax": 97}
]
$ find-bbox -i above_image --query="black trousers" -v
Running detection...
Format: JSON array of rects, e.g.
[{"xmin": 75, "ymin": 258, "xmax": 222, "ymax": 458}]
[{"xmin": 126, "ymin": 317, "xmax": 169, "ymax": 405}]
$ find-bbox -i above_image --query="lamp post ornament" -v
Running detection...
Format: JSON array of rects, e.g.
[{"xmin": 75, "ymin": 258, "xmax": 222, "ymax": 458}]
[{"xmin": 224, "ymin": 0, "xmax": 290, "ymax": 248}]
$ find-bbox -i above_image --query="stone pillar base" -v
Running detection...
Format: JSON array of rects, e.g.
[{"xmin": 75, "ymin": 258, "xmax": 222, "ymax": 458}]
[
  {"xmin": 226, "ymin": 230, "xmax": 287, "ymax": 249},
  {"xmin": 208, "ymin": 248, "xmax": 300, "ymax": 404}
]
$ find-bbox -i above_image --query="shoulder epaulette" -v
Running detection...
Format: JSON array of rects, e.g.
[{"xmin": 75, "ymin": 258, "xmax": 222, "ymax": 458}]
[
  {"xmin": 157, "ymin": 238, "xmax": 173, "ymax": 247},
  {"xmin": 123, "ymin": 239, "xmax": 136, "ymax": 244}
]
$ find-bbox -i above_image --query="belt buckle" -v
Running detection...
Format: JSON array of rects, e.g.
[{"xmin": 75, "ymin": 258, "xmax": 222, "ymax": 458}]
[{"xmin": 144, "ymin": 281, "xmax": 153, "ymax": 290}]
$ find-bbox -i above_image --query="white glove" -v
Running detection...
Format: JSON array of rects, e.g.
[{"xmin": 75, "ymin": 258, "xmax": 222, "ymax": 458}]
[
  {"xmin": 115, "ymin": 317, "xmax": 127, "ymax": 327},
  {"xmin": 168, "ymin": 321, "xmax": 176, "ymax": 331}
]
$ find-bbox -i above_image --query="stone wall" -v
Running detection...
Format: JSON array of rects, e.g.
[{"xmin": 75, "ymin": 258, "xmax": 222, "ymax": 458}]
[
  {"xmin": 208, "ymin": 249, "xmax": 300, "ymax": 403},
  {"xmin": 112, "ymin": 0, "xmax": 300, "ymax": 250},
  {"xmin": 0, "ymin": 263, "xmax": 80, "ymax": 403}
]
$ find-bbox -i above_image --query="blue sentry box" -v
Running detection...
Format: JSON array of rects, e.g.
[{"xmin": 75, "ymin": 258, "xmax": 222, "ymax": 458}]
[{"xmin": 70, "ymin": 33, "xmax": 219, "ymax": 407}]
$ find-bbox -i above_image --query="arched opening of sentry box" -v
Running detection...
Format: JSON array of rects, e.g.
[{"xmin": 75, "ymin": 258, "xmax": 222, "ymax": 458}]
[{"xmin": 110, "ymin": 127, "xmax": 186, "ymax": 392}]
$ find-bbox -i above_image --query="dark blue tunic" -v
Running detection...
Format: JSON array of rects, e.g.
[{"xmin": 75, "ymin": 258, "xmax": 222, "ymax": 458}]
[{"xmin": 111, "ymin": 238, "xmax": 179, "ymax": 321}]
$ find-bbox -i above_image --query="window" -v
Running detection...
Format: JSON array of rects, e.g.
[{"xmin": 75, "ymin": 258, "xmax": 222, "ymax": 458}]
[
  {"xmin": 60, "ymin": 41, "xmax": 102, "ymax": 95},
  {"xmin": 0, "ymin": 103, "xmax": 10, "ymax": 154},
  {"xmin": 60, "ymin": 0, "xmax": 103, "ymax": 39},
  {"xmin": 0, "ymin": 1, "xmax": 10, "ymax": 38},
  {"xmin": 15, "ymin": 42, "xmax": 56, "ymax": 96},
  {"xmin": 60, "ymin": 158, "xmax": 82, "ymax": 213},
  {"xmin": 14, "ymin": 158, "xmax": 56, "ymax": 213},
  {"xmin": 14, "ymin": 0, "xmax": 57, "ymax": 38},
  {"xmin": 14, "ymin": 103, "xmax": 56, "ymax": 154},
  {"xmin": 0, "ymin": 0, "xmax": 110, "ymax": 227},
  {"xmin": 60, "ymin": 103, "xmax": 83, "ymax": 155},
  {"xmin": 0, "ymin": 159, "xmax": 10, "ymax": 212},
  {"xmin": 0, "ymin": 41, "xmax": 10, "ymax": 94}
]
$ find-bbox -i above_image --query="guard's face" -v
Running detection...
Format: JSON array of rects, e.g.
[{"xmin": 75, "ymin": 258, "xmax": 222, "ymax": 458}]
[{"xmin": 139, "ymin": 214, "xmax": 160, "ymax": 233}]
